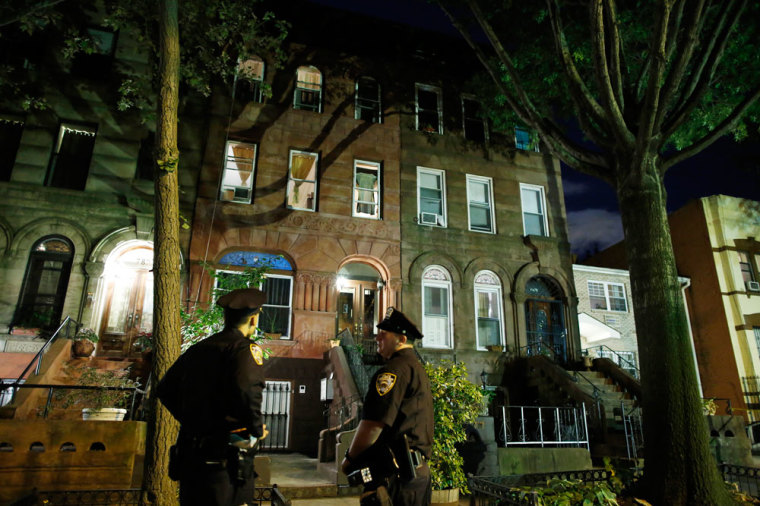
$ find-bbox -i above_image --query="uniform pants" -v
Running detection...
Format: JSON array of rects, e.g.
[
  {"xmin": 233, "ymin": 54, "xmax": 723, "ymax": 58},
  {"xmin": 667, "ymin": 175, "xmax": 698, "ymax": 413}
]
[
  {"xmin": 179, "ymin": 463, "xmax": 255, "ymax": 506},
  {"xmin": 387, "ymin": 463, "xmax": 432, "ymax": 506}
]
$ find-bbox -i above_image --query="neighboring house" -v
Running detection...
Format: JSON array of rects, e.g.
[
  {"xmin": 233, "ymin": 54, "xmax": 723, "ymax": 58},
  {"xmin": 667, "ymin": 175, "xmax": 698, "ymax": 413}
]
[{"xmin": 587, "ymin": 195, "xmax": 760, "ymax": 421}]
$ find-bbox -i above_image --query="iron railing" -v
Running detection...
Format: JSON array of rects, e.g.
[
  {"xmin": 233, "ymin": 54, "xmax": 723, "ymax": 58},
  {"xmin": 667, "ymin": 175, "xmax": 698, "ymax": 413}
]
[
  {"xmin": 622, "ymin": 402, "xmax": 644, "ymax": 460},
  {"xmin": 323, "ymin": 394, "xmax": 362, "ymax": 433},
  {"xmin": 28, "ymin": 485, "xmax": 290, "ymax": 505},
  {"xmin": 497, "ymin": 405, "xmax": 589, "ymax": 450},
  {"xmin": 721, "ymin": 463, "xmax": 760, "ymax": 498},
  {"xmin": 582, "ymin": 345, "xmax": 639, "ymax": 379},
  {"xmin": 521, "ymin": 336, "xmax": 567, "ymax": 364}
]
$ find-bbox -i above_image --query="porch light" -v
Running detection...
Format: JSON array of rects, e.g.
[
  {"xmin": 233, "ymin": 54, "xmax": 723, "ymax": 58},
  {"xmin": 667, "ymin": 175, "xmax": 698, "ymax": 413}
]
[{"xmin": 336, "ymin": 276, "xmax": 346, "ymax": 291}]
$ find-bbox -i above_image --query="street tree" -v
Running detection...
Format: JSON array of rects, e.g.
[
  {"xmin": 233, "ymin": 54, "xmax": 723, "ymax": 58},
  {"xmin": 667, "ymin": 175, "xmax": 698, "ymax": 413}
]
[{"xmin": 436, "ymin": 1, "xmax": 760, "ymax": 504}]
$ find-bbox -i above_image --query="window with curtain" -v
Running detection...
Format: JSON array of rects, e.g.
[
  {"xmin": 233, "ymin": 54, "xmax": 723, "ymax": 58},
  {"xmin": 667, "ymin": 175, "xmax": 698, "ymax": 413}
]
[
  {"xmin": 421, "ymin": 266, "xmax": 452, "ymax": 349},
  {"xmin": 415, "ymin": 83, "xmax": 442, "ymax": 134},
  {"xmin": 462, "ymin": 96, "xmax": 487, "ymax": 142},
  {"xmin": 520, "ymin": 183, "xmax": 548, "ymax": 236},
  {"xmin": 46, "ymin": 123, "xmax": 97, "ymax": 191},
  {"xmin": 417, "ymin": 167, "xmax": 446, "ymax": 227},
  {"xmin": 353, "ymin": 160, "xmax": 380, "ymax": 219},
  {"xmin": 287, "ymin": 150, "xmax": 318, "ymax": 211},
  {"xmin": 294, "ymin": 66, "xmax": 322, "ymax": 112},
  {"xmin": 237, "ymin": 56, "xmax": 265, "ymax": 103},
  {"xmin": 467, "ymin": 175, "xmax": 495, "ymax": 233},
  {"xmin": 355, "ymin": 76, "xmax": 382, "ymax": 123},
  {"xmin": 474, "ymin": 271, "xmax": 503, "ymax": 349},
  {"xmin": 219, "ymin": 141, "xmax": 257, "ymax": 203}
]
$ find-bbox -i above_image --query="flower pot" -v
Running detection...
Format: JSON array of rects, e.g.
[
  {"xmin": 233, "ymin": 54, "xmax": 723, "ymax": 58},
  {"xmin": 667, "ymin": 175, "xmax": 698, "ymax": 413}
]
[
  {"xmin": 264, "ymin": 332, "xmax": 282, "ymax": 339},
  {"xmin": 431, "ymin": 487, "xmax": 459, "ymax": 506},
  {"xmin": 72, "ymin": 340, "xmax": 95, "ymax": 358},
  {"xmin": 486, "ymin": 344, "xmax": 503, "ymax": 352},
  {"xmin": 82, "ymin": 408, "xmax": 127, "ymax": 421}
]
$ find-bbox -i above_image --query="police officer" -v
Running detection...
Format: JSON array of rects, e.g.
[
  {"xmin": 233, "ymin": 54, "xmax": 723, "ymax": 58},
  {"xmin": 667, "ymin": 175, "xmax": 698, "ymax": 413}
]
[
  {"xmin": 157, "ymin": 288, "xmax": 268, "ymax": 506},
  {"xmin": 342, "ymin": 307, "xmax": 433, "ymax": 506}
]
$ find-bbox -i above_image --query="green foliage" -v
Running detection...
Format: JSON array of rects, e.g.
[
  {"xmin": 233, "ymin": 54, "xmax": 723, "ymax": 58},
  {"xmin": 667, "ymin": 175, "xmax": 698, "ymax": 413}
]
[
  {"xmin": 55, "ymin": 363, "xmax": 138, "ymax": 410},
  {"xmin": 424, "ymin": 360, "xmax": 483, "ymax": 492},
  {"xmin": 516, "ymin": 478, "xmax": 619, "ymax": 506},
  {"xmin": 180, "ymin": 262, "xmax": 273, "ymax": 353},
  {"xmin": 72, "ymin": 327, "xmax": 100, "ymax": 343}
]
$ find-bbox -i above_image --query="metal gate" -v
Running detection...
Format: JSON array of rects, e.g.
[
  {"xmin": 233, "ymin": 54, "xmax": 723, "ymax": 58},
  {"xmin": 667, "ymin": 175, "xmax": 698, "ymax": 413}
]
[{"xmin": 262, "ymin": 381, "xmax": 291, "ymax": 450}]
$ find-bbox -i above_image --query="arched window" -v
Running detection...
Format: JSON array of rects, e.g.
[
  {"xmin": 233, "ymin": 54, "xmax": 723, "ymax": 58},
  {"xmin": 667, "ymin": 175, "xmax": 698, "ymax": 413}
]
[
  {"xmin": 525, "ymin": 275, "xmax": 567, "ymax": 362},
  {"xmin": 474, "ymin": 271, "xmax": 503, "ymax": 350},
  {"xmin": 294, "ymin": 66, "xmax": 322, "ymax": 112},
  {"xmin": 14, "ymin": 236, "xmax": 74, "ymax": 328},
  {"xmin": 421, "ymin": 265, "xmax": 453, "ymax": 349},
  {"xmin": 237, "ymin": 56, "xmax": 265, "ymax": 103},
  {"xmin": 355, "ymin": 76, "xmax": 381, "ymax": 123}
]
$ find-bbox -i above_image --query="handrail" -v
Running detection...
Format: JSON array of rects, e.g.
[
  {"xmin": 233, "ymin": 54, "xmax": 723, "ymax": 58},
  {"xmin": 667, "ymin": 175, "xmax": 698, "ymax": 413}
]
[
  {"xmin": 13, "ymin": 316, "xmax": 79, "ymax": 386},
  {"xmin": 519, "ymin": 338, "xmax": 566, "ymax": 363},
  {"xmin": 594, "ymin": 357, "xmax": 642, "ymax": 401},
  {"xmin": 583, "ymin": 344, "xmax": 639, "ymax": 378}
]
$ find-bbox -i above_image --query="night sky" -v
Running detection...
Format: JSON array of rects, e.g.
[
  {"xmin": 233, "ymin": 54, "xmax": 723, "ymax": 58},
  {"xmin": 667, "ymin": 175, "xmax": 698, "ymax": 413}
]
[{"xmin": 309, "ymin": 0, "xmax": 760, "ymax": 256}]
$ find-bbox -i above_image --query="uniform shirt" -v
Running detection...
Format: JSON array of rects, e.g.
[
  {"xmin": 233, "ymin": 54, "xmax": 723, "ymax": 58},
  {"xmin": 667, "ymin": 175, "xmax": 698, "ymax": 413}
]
[
  {"xmin": 157, "ymin": 327, "xmax": 265, "ymax": 438},
  {"xmin": 362, "ymin": 347, "xmax": 433, "ymax": 458}
]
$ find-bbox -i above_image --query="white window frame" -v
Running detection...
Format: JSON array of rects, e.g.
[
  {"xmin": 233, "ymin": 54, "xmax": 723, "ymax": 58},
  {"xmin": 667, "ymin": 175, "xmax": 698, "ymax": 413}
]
[
  {"xmin": 514, "ymin": 126, "xmax": 539, "ymax": 152},
  {"xmin": 466, "ymin": 174, "xmax": 495, "ymax": 234},
  {"xmin": 287, "ymin": 149, "xmax": 319, "ymax": 211},
  {"xmin": 421, "ymin": 266, "xmax": 453, "ymax": 349},
  {"xmin": 461, "ymin": 95, "xmax": 488, "ymax": 142},
  {"xmin": 355, "ymin": 76, "xmax": 382, "ymax": 123},
  {"xmin": 417, "ymin": 167, "xmax": 447, "ymax": 228},
  {"xmin": 352, "ymin": 160, "xmax": 381, "ymax": 219},
  {"xmin": 474, "ymin": 271, "xmax": 504, "ymax": 351},
  {"xmin": 519, "ymin": 183, "xmax": 549, "ymax": 237},
  {"xmin": 260, "ymin": 273, "xmax": 294, "ymax": 340},
  {"xmin": 415, "ymin": 83, "xmax": 443, "ymax": 134},
  {"xmin": 293, "ymin": 66, "xmax": 322, "ymax": 112},
  {"xmin": 587, "ymin": 280, "xmax": 628, "ymax": 312},
  {"xmin": 219, "ymin": 141, "xmax": 257, "ymax": 204}
]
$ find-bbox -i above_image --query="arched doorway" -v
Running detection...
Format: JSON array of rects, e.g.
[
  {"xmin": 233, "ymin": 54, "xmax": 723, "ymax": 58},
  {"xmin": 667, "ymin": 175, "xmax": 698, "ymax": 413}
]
[
  {"xmin": 524, "ymin": 275, "xmax": 567, "ymax": 362},
  {"xmin": 336, "ymin": 262, "xmax": 385, "ymax": 349},
  {"xmin": 97, "ymin": 243, "xmax": 153, "ymax": 357}
]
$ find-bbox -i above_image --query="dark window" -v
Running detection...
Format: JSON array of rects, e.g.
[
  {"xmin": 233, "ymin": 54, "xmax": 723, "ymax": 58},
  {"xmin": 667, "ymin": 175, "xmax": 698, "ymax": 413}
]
[
  {"xmin": 46, "ymin": 123, "xmax": 97, "ymax": 191},
  {"xmin": 462, "ymin": 97, "xmax": 486, "ymax": 142},
  {"xmin": 0, "ymin": 119, "xmax": 23, "ymax": 181},
  {"xmin": 416, "ymin": 85, "xmax": 441, "ymax": 134},
  {"xmin": 237, "ymin": 57, "xmax": 265, "ymax": 103},
  {"xmin": 136, "ymin": 131, "xmax": 155, "ymax": 181},
  {"xmin": 260, "ymin": 276, "xmax": 293, "ymax": 338},
  {"xmin": 14, "ymin": 236, "xmax": 74, "ymax": 329},
  {"xmin": 71, "ymin": 28, "xmax": 117, "ymax": 79},
  {"xmin": 355, "ymin": 77, "xmax": 381, "ymax": 123}
]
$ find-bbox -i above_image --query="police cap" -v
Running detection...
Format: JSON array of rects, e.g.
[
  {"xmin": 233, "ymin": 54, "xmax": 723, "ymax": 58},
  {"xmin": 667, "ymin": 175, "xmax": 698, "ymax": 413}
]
[
  {"xmin": 376, "ymin": 307, "xmax": 423, "ymax": 340},
  {"xmin": 216, "ymin": 288, "xmax": 266, "ymax": 311}
]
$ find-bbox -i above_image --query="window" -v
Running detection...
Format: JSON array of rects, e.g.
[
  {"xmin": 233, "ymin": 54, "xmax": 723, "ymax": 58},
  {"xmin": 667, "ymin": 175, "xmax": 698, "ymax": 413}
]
[
  {"xmin": 466, "ymin": 175, "xmax": 495, "ymax": 233},
  {"xmin": 237, "ymin": 57, "xmax": 265, "ymax": 103},
  {"xmin": 588, "ymin": 281, "xmax": 628, "ymax": 312},
  {"xmin": 46, "ymin": 123, "xmax": 96, "ymax": 191},
  {"xmin": 515, "ymin": 126, "xmax": 539, "ymax": 152},
  {"xmin": 260, "ymin": 274, "xmax": 293, "ymax": 339},
  {"xmin": 353, "ymin": 160, "xmax": 381, "ymax": 219},
  {"xmin": 14, "ymin": 236, "xmax": 74, "ymax": 328},
  {"xmin": 0, "ymin": 118, "xmax": 23, "ymax": 181},
  {"xmin": 355, "ymin": 77, "xmax": 382, "ymax": 123},
  {"xmin": 474, "ymin": 271, "xmax": 503, "ymax": 350},
  {"xmin": 287, "ymin": 150, "xmax": 318, "ymax": 211},
  {"xmin": 72, "ymin": 27, "xmax": 117, "ymax": 79},
  {"xmin": 520, "ymin": 183, "xmax": 548, "ymax": 236},
  {"xmin": 219, "ymin": 141, "xmax": 257, "ymax": 204},
  {"xmin": 294, "ymin": 66, "xmax": 322, "ymax": 112},
  {"xmin": 755, "ymin": 328, "xmax": 760, "ymax": 359},
  {"xmin": 417, "ymin": 167, "xmax": 446, "ymax": 227},
  {"xmin": 462, "ymin": 96, "xmax": 487, "ymax": 142},
  {"xmin": 740, "ymin": 251, "xmax": 756, "ymax": 283},
  {"xmin": 422, "ymin": 266, "xmax": 453, "ymax": 349},
  {"xmin": 415, "ymin": 84, "xmax": 442, "ymax": 134}
]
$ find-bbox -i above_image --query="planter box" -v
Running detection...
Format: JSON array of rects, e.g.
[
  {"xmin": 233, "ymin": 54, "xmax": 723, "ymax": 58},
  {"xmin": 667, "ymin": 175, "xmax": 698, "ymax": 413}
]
[
  {"xmin": 82, "ymin": 408, "xmax": 127, "ymax": 421},
  {"xmin": 431, "ymin": 488, "xmax": 458, "ymax": 506}
]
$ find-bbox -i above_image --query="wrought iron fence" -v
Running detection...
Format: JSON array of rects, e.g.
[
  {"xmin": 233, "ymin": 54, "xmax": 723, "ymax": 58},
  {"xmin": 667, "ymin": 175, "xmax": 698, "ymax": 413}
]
[
  {"xmin": 582, "ymin": 345, "xmax": 639, "ymax": 379},
  {"xmin": 30, "ymin": 486, "xmax": 290, "ymax": 505},
  {"xmin": 496, "ymin": 405, "xmax": 589, "ymax": 450},
  {"xmin": 721, "ymin": 463, "xmax": 760, "ymax": 498},
  {"xmin": 622, "ymin": 402, "xmax": 644, "ymax": 460},
  {"xmin": 521, "ymin": 336, "xmax": 567, "ymax": 364}
]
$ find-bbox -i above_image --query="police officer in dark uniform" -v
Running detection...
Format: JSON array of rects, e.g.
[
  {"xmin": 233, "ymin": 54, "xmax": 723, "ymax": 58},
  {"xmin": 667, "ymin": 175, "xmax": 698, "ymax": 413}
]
[
  {"xmin": 342, "ymin": 307, "xmax": 433, "ymax": 506},
  {"xmin": 157, "ymin": 288, "xmax": 268, "ymax": 506}
]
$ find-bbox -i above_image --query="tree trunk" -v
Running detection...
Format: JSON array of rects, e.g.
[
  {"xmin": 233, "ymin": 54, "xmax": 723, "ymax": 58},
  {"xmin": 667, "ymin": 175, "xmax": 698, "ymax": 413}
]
[
  {"xmin": 616, "ymin": 158, "xmax": 731, "ymax": 505},
  {"xmin": 142, "ymin": 0, "xmax": 181, "ymax": 504}
]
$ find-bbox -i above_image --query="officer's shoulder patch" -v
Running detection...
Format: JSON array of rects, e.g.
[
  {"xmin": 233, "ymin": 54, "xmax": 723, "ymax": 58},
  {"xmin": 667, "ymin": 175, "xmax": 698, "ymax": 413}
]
[
  {"xmin": 250, "ymin": 344, "xmax": 264, "ymax": 365},
  {"xmin": 375, "ymin": 372, "xmax": 397, "ymax": 396}
]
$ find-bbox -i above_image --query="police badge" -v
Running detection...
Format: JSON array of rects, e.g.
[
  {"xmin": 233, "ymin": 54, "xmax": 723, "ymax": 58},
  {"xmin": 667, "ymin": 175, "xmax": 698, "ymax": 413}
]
[
  {"xmin": 375, "ymin": 372, "xmax": 397, "ymax": 396},
  {"xmin": 249, "ymin": 344, "xmax": 264, "ymax": 365}
]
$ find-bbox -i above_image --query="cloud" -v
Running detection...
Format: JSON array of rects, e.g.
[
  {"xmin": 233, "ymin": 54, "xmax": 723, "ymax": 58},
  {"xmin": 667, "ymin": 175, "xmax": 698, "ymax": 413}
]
[
  {"xmin": 562, "ymin": 180, "xmax": 593, "ymax": 196},
  {"xmin": 567, "ymin": 208, "xmax": 624, "ymax": 256}
]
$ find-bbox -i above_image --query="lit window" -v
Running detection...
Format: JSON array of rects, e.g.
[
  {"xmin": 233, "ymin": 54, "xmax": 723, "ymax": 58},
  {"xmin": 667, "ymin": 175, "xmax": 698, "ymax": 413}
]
[
  {"xmin": 294, "ymin": 66, "xmax": 322, "ymax": 112},
  {"xmin": 0, "ymin": 118, "xmax": 23, "ymax": 181},
  {"xmin": 46, "ymin": 123, "xmax": 97, "ymax": 191},
  {"xmin": 466, "ymin": 175, "xmax": 495, "ymax": 233},
  {"xmin": 415, "ymin": 84, "xmax": 442, "ymax": 134},
  {"xmin": 588, "ymin": 281, "xmax": 628, "ymax": 312},
  {"xmin": 474, "ymin": 271, "xmax": 503, "ymax": 350},
  {"xmin": 219, "ymin": 141, "xmax": 256, "ymax": 204},
  {"xmin": 237, "ymin": 56, "xmax": 265, "ymax": 103},
  {"xmin": 353, "ymin": 160, "xmax": 380, "ymax": 219},
  {"xmin": 355, "ymin": 77, "xmax": 382, "ymax": 123},
  {"xmin": 462, "ymin": 96, "xmax": 487, "ymax": 142},
  {"xmin": 514, "ymin": 126, "xmax": 539, "ymax": 152},
  {"xmin": 287, "ymin": 150, "xmax": 318, "ymax": 211},
  {"xmin": 417, "ymin": 167, "xmax": 446, "ymax": 227},
  {"xmin": 422, "ymin": 266, "xmax": 453, "ymax": 349},
  {"xmin": 520, "ymin": 183, "xmax": 548, "ymax": 236}
]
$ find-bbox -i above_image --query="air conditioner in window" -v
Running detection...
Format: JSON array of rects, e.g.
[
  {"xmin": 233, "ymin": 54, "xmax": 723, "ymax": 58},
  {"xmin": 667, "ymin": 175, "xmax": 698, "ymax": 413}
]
[
  {"xmin": 419, "ymin": 212, "xmax": 440, "ymax": 226},
  {"xmin": 747, "ymin": 281, "xmax": 760, "ymax": 292},
  {"xmin": 231, "ymin": 187, "xmax": 251, "ymax": 202}
]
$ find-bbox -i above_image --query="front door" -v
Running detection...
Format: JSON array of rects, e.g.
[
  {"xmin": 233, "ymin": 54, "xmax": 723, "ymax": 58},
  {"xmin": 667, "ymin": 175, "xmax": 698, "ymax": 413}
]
[
  {"xmin": 526, "ymin": 299, "xmax": 566, "ymax": 361},
  {"xmin": 98, "ymin": 247, "xmax": 153, "ymax": 357}
]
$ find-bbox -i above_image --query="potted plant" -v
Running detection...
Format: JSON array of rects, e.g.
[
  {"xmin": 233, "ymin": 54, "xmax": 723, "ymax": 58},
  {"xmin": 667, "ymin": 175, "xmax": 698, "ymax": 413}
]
[
  {"xmin": 260, "ymin": 310, "xmax": 282, "ymax": 339},
  {"xmin": 132, "ymin": 331, "xmax": 153, "ymax": 354},
  {"xmin": 55, "ymin": 363, "xmax": 138, "ymax": 420},
  {"xmin": 424, "ymin": 360, "xmax": 484, "ymax": 505},
  {"xmin": 70, "ymin": 327, "xmax": 100, "ymax": 357}
]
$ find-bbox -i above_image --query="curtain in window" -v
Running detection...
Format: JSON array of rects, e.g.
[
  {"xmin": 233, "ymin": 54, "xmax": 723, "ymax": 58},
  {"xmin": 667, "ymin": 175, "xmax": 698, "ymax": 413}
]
[
  {"xmin": 231, "ymin": 143, "xmax": 255, "ymax": 185},
  {"xmin": 355, "ymin": 172, "xmax": 377, "ymax": 214},
  {"xmin": 297, "ymin": 68, "xmax": 321, "ymax": 90}
]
